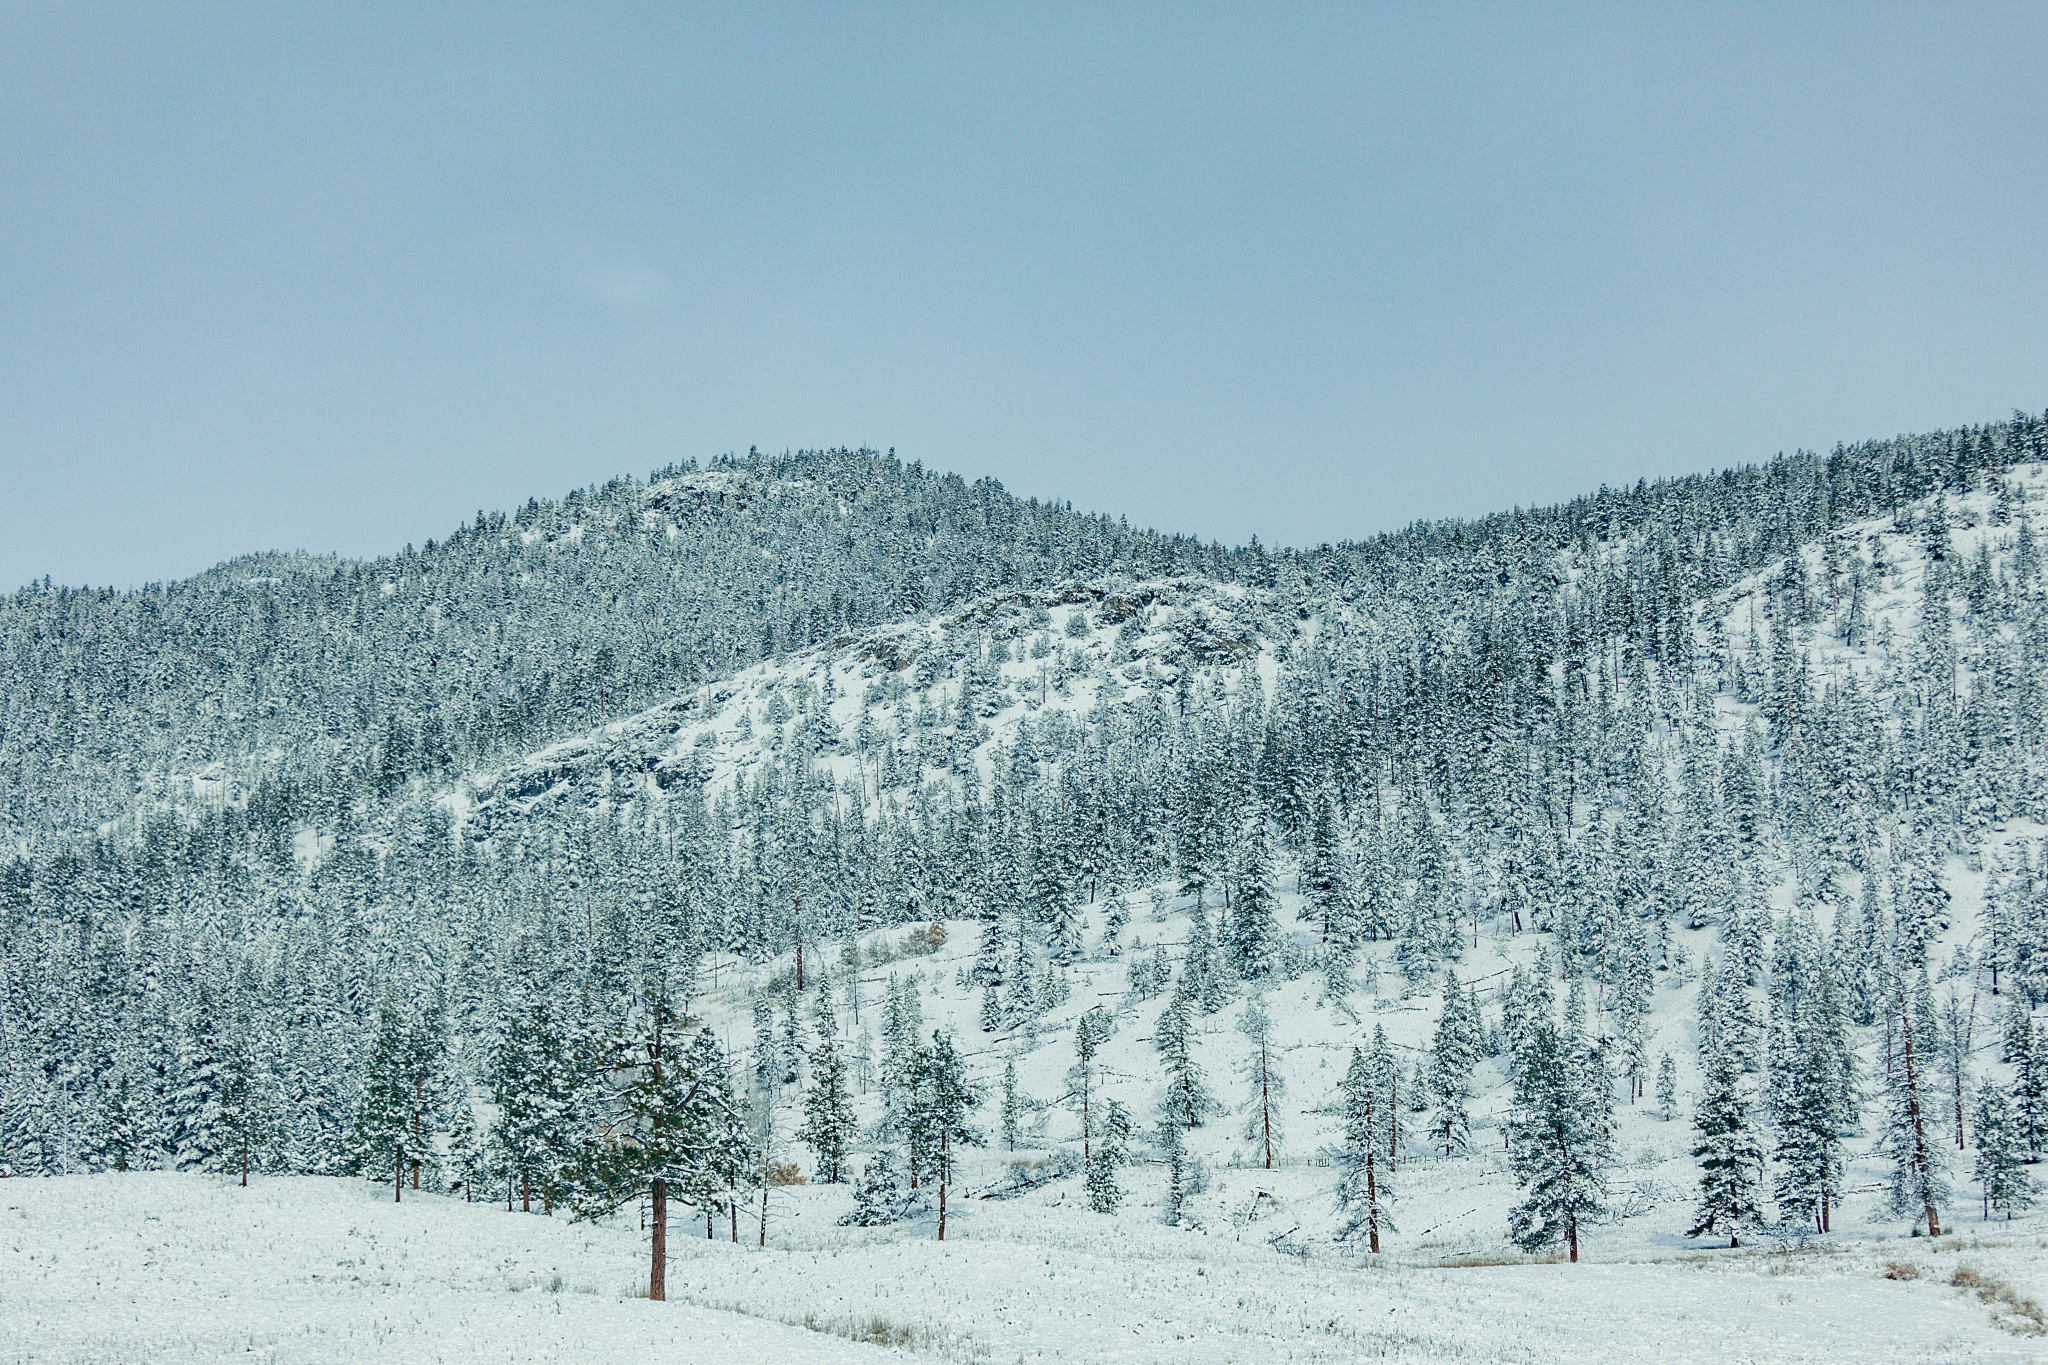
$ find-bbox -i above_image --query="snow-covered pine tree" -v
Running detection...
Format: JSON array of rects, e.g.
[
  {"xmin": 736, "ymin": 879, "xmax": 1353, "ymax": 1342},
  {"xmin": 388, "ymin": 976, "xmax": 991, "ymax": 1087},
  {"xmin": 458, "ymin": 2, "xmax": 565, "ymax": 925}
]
[
  {"xmin": 1773, "ymin": 1042, "xmax": 1844, "ymax": 1233},
  {"xmin": 1875, "ymin": 993, "xmax": 1948, "ymax": 1238},
  {"xmin": 841, "ymin": 1146, "xmax": 905, "ymax": 1226},
  {"xmin": 488, "ymin": 997, "xmax": 585, "ymax": 1213},
  {"xmin": 342, "ymin": 1004, "xmax": 420, "ymax": 1203},
  {"xmin": 1505, "ymin": 1018, "xmax": 1610, "ymax": 1262},
  {"xmin": 1689, "ymin": 1050, "xmax": 1765, "ymax": 1247},
  {"xmin": 1656, "ymin": 1054, "xmax": 1679, "ymax": 1120},
  {"xmin": 1333, "ymin": 1045, "xmax": 1394, "ymax": 1252},
  {"xmin": 1000, "ymin": 1056, "xmax": 1023, "ymax": 1152},
  {"xmin": 1425, "ymin": 968, "xmax": 1479, "ymax": 1156},
  {"xmin": 1971, "ymin": 1077, "xmax": 2034, "ymax": 1221},
  {"xmin": 445, "ymin": 1092, "xmax": 486, "ymax": 1202},
  {"xmin": 1236, "ymin": 995, "xmax": 1285, "ymax": 1168},
  {"xmin": 2014, "ymin": 1021, "xmax": 2048, "ymax": 1158},
  {"xmin": 1156, "ymin": 1109, "xmax": 1192, "ymax": 1226},
  {"xmin": 798, "ymin": 990, "xmax": 857, "ymax": 1183},
  {"xmin": 567, "ymin": 988, "xmax": 744, "ymax": 1299},
  {"xmin": 1085, "ymin": 1099, "xmax": 1134, "ymax": 1214},
  {"xmin": 1156, "ymin": 981, "xmax": 1218, "ymax": 1131},
  {"xmin": 1226, "ymin": 792, "xmax": 1282, "ymax": 980},
  {"xmin": 905, "ymin": 1030, "xmax": 983, "ymax": 1239}
]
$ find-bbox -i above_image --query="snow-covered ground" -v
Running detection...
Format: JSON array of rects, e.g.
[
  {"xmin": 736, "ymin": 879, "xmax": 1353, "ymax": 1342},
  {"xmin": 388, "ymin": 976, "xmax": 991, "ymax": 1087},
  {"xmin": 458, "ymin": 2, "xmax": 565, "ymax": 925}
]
[{"xmin": 4, "ymin": 1172, "xmax": 2042, "ymax": 1364}]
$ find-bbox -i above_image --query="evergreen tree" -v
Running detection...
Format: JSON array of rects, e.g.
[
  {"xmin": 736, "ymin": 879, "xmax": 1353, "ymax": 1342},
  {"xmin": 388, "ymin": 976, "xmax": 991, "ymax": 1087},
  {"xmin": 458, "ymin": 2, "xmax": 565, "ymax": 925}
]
[
  {"xmin": 1689, "ymin": 1051, "xmax": 1765, "ymax": 1247},
  {"xmin": 1425, "ymin": 969, "xmax": 1479, "ymax": 1156},
  {"xmin": 1971, "ymin": 1078, "xmax": 2034, "ymax": 1221},
  {"xmin": 1334, "ymin": 1045, "xmax": 1395, "ymax": 1252},
  {"xmin": 1656, "ymin": 1053, "xmax": 1679, "ymax": 1120},
  {"xmin": 1155, "ymin": 1109, "xmax": 1193, "ymax": 1226},
  {"xmin": 1875, "ymin": 997, "xmax": 1948, "ymax": 1238},
  {"xmin": 569, "ymin": 989, "xmax": 748, "ymax": 1300},
  {"xmin": 2015, "ymin": 1022, "xmax": 2048, "ymax": 1158},
  {"xmin": 1156, "ymin": 982, "xmax": 1218, "ymax": 1130},
  {"xmin": 1085, "ymin": 1099, "xmax": 1134, "ymax": 1214},
  {"xmin": 1236, "ymin": 996, "xmax": 1286, "ymax": 1168},
  {"xmin": 1505, "ymin": 1019, "xmax": 1610, "ymax": 1262},
  {"xmin": 1000, "ymin": 1056, "xmax": 1023, "ymax": 1152},
  {"xmin": 488, "ymin": 998, "xmax": 585, "ymax": 1213},
  {"xmin": 841, "ymin": 1146, "xmax": 905, "ymax": 1226},
  {"xmin": 798, "ymin": 992, "xmax": 857, "ymax": 1183},
  {"xmin": 445, "ymin": 1094, "xmax": 487, "ymax": 1202},
  {"xmin": 342, "ymin": 1005, "xmax": 420, "ymax": 1202},
  {"xmin": 1226, "ymin": 793, "xmax": 1282, "ymax": 979},
  {"xmin": 905, "ymin": 1030, "xmax": 983, "ymax": 1239},
  {"xmin": 1069, "ymin": 1007, "xmax": 1112, "ymax": 1160},
  {"xmin": 1773, "ymin": 1044, "xmax": 1844, "ymax": 1233}
]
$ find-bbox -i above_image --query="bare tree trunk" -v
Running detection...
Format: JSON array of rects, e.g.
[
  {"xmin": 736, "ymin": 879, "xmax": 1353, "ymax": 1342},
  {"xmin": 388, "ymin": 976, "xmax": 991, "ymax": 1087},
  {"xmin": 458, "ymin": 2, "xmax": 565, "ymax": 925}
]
[
  {"xmin": 1389, "ymin": 1069, "xmax": 1398, "ymax": 1164},
  {"xmin": 1568, "ymin": 1214, "xmax": 1578, "ymax": 1264},
  {"xmin": 241, "ymin": 1132, "xmax": 249, "ymax": 1188},
  {"xmin": 522, "ymin": 1176, "xmax": 531, "ymax": 1214},
  {"xmin": 649, "ymin": 1177, "xmax": 667, "ymax": 1302},
  {"xmin": 1261, "ymin": 1042, "xmax": 1273, "ymax": 1169},
  {"xmin": 395, "ymin": 1145, "xmax": 404, "ymax": 1204},
  {"xmin": 1364, "ymin": 1144, "xmax": 1379, "ymax": 1254},
  {"xmin": 938, "ymin": 1130, "xmax": 949, "ymax": 1241}
]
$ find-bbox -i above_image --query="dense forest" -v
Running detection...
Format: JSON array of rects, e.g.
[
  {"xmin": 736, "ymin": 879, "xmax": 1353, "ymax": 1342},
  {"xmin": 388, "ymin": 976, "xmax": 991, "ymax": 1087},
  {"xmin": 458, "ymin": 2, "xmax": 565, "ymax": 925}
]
[{"xmin": 6, "ymin": 411, "xmax": 2048, "ymax": 1276}]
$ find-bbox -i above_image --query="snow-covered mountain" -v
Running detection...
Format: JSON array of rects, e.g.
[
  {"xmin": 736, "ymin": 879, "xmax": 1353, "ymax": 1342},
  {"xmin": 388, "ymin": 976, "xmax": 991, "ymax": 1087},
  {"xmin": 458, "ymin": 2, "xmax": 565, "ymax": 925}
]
[{"xmin": 8, "ymin": 419, "xmax": 2048, "ymax": 1361}]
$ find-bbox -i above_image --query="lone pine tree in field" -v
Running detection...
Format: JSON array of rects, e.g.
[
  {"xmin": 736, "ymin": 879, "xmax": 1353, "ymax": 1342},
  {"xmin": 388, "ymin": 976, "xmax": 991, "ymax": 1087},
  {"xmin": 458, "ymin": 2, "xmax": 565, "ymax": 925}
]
[
  {"xmin": 1505, "ymin": 1018, "xmax": 1610, "ymax": 1262},
  {"xmin": 1689, "ymin": 1050, "xmax": 1765, "ymax": 1247},
  {"xmin": 570, "ymin": 990, "xmax": 747, "ymax": 1300}
]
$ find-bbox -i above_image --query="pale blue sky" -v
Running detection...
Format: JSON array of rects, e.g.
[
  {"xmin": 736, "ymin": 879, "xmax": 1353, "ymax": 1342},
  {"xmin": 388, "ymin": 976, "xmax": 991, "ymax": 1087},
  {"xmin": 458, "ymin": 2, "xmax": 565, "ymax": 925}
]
[{"xmin": 4, "ymin": 4, "xmax": 2045, "ymax": 590}]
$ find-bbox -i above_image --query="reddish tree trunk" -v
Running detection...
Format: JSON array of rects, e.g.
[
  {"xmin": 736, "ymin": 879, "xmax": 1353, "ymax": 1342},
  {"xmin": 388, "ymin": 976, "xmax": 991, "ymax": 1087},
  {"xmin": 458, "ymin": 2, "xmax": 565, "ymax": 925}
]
[{"xmin": 649, "ymin": 1178, "xmax": 667, "ymax": 1302}]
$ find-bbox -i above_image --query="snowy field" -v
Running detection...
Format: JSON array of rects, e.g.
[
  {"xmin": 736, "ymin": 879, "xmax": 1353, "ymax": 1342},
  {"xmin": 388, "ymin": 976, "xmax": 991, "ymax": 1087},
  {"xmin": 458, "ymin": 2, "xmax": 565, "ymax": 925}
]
[{"xmin": 4, "ymin": 1172, "xmax": 2046, "ymax": 1364}]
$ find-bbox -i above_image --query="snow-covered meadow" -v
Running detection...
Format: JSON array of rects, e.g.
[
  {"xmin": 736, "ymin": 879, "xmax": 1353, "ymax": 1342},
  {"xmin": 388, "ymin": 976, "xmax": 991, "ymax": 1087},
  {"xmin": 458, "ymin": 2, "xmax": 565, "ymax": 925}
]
[{"xmin": 4, "ymin": 1170, "xmax": 2043, "ymax": 1364}]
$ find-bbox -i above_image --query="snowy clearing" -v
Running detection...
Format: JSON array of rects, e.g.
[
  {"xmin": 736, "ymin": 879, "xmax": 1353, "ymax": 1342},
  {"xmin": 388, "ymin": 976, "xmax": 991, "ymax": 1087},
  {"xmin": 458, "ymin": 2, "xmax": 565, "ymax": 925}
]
[{"xmin": 3, "ymin": 1173, "xmax": 2042, "ymax": 1364}]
